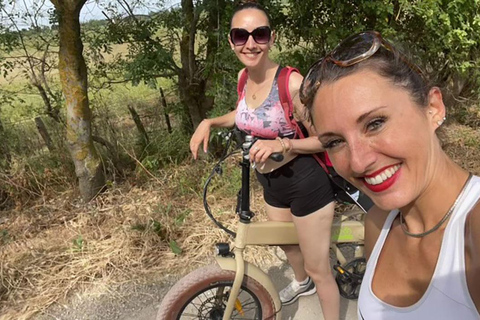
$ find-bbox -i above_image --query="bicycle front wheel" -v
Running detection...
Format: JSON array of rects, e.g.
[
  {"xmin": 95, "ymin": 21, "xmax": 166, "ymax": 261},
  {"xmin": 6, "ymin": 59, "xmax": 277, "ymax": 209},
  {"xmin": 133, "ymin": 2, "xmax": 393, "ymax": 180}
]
[{"xmin": 157, "ymin": 264, "xmax": 276, "ymax": 320}]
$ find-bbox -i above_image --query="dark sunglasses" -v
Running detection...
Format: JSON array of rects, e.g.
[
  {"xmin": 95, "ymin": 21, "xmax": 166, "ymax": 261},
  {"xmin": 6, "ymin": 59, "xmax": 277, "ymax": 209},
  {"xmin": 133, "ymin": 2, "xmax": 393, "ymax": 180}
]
[
  {"xmin": 229, "ymin": 26, "xmax": 271, "ymax": 46},
  {"xmin": 299, "ymin": 31, "xmax": 423, "ymax": 106}
]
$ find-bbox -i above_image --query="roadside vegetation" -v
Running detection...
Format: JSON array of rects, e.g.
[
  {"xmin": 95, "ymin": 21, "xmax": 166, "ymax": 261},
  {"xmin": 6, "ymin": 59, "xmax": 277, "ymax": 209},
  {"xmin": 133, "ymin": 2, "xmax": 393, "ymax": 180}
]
[{"xmin": 1, "ymin": 0, "xmax": 479, "ymax": 319}]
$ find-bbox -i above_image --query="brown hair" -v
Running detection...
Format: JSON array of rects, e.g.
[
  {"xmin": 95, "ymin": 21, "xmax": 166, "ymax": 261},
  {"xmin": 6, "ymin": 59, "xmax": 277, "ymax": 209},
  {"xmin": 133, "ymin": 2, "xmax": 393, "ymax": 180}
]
[
  {"xmin": 231, "ymin": 1, "xmax": 272, "ymax": 28},
  {"xmin": 305, "ymin": 45, "xmax": 431, "ymax": 120}
]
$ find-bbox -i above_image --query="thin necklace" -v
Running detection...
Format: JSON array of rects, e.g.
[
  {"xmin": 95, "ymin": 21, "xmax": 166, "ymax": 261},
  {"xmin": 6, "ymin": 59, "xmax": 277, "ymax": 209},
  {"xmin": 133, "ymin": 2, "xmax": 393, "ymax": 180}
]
[
  {"xmin": 399, "ymin": 173, "xmax": 473, "ymax": 238},
  {"xmin": 249, "ymin": 79, "xmax": 268, "ymax": 100}
]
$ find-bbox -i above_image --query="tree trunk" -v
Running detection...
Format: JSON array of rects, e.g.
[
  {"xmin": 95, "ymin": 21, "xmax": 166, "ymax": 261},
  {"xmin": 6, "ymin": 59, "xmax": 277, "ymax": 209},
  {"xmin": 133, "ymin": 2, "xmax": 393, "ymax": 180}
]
[
  {"xmin": 177, "ymin": 76, "xmax": 202, "ymax": 129},
  {"xmin": 177, "ymin": 0, "xmax": 218, "ymax": 130},
  {"xmin": 201, "ymin": 0, "xmax": 224, "ymax": 119},
  {"xmin": 34, "ymin": 116, "xmax": 54, "ymax": 152},
  {"xmin": 179, "ymin": 0, "xmax": 203, "ymax": 129},
  {"xmin": 51, "ymin": 0, "xmax": 105, "ymax": 201}
]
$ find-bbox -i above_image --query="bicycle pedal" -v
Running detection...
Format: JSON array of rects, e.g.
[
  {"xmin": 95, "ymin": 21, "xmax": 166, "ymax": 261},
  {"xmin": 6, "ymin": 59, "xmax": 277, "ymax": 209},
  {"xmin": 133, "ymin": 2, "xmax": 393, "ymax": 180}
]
[{"xmin": 334, "ymin": 264, "xmax": 352, "ymax": 280}]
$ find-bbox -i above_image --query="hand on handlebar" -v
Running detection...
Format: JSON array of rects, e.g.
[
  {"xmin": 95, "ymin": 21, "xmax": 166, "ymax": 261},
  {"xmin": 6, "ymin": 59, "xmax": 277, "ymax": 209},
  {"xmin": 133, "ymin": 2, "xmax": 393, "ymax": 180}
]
[
  {"xmin": 250, "ymin": 139, "xmax": 284, "ymax": 164},
  {"xmin": 190, "ymin": 120, "xmax": 211, "ymax": 160}
]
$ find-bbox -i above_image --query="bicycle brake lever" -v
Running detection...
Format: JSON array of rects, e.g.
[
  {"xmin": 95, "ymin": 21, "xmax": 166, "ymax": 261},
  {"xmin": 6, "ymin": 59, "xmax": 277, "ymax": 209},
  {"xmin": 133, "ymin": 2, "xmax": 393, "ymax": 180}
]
[{"xmin": 270, "ymin": 153, "xmax": 284, "ymax": 162}]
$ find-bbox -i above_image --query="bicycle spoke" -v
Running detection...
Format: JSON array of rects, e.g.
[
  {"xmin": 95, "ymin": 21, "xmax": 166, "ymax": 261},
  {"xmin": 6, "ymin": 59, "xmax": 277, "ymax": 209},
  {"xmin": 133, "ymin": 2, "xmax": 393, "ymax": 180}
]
[{"xmin": 174, "ymin": 281, "xmax": 263, "ymax": 320}]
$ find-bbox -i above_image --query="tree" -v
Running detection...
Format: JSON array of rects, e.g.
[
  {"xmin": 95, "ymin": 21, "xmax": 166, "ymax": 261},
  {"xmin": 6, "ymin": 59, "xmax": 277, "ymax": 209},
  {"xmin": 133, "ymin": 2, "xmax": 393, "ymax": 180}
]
[
  {"xmin": 0, "ymin": 0, "xmax": 63, "ymax": 122},
  {"xmin": 95, "ymin": 0, "xmax": 234, "ymax": 131},
  {"xmin": 273, "ymin": 0, "xmax": 480, "ymax": 108},
  {"xmin": 49, "ymin": 0, "xmax": 105, "ymax": 201}
]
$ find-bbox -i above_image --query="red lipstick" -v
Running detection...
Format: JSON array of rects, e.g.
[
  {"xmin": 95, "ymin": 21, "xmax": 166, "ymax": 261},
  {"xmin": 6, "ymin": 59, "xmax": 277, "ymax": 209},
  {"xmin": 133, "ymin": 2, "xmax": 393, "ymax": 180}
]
[{"xmin": 362, "ymin": 165, "xmax": 401, "ymax": 192}]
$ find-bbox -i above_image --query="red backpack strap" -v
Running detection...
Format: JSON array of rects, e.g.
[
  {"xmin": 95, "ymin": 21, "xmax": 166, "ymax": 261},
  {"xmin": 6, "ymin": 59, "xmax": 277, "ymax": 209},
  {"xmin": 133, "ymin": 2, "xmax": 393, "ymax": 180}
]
[
  {"xmin": 236, "ymin": 68, "xmax": 249, "ymax": 105},
  {"xmin": 277, "ymin": 66, "xmax": 298, "ymax": 130},
  {"xmin": 324, "ymin": 151, "xmax": 333, "ymax": 166},
  {"xmin": 277, "ymin": 66, "xmax": 331, "ymax": 173}
]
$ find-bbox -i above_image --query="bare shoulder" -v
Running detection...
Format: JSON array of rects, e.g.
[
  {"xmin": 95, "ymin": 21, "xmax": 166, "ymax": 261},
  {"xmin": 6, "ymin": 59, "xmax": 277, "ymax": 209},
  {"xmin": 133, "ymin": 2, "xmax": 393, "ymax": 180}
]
[
  {"xmin": 288, "ymin": 70, "xmax": 304, "ymax": 91},
  {"xmin": 466, "ymin": 199, "xmax": 480, "ymax": 257},
  {"xmin": 364, "ymin": 205, "xmax": 390, "ymax": 260},
  {"xmin": 287, "ymin": 70, "xmax": 306, "ymax": 115},
  {"xmin": 466, "ymin": 199, "xmax": 480, "ymax": 308}
]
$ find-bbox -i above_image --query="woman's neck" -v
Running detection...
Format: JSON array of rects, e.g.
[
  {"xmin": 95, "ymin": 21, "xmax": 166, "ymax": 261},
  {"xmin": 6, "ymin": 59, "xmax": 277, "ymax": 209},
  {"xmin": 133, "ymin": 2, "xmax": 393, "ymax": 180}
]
[
  {"xmin": 246, "ymin": 59, "xmax": 278, "ymax": 83},
  {"xmin": 401, "ymin": 155, "xmax": 469, "ymax": 233}
]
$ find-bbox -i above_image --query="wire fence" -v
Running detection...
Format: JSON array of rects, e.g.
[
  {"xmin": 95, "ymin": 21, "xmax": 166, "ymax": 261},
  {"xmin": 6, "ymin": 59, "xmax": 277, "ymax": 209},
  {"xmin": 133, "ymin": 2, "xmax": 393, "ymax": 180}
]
[{"xmin": 0, "ymin": 98, "xmax": 176, "ymax": 161}]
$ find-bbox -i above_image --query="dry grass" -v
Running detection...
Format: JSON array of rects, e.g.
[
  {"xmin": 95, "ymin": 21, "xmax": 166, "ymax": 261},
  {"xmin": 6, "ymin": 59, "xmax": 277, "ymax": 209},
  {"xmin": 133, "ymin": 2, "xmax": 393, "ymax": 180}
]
[
  {"xmin": 0, "ymin": 158, "xmax": 276, "ymax": 320},
  {"xmin": 443, "ymin": 123, "xmax": 480, "ymax": 174},
  {"xmin": 0, "ymin": 124, "xmax": 479, "ymax": 320}
]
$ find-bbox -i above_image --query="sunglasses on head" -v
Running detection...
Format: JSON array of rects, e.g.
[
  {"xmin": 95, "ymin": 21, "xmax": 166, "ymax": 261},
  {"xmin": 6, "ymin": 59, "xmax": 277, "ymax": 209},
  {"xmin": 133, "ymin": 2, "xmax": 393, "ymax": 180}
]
[
  {"xmin": 229, "ymin": 26, "xmax": 271, "ymax": 46},
  {"xmin": 299, "ymin": 31, "xmax": 423, "ymax": 106}
]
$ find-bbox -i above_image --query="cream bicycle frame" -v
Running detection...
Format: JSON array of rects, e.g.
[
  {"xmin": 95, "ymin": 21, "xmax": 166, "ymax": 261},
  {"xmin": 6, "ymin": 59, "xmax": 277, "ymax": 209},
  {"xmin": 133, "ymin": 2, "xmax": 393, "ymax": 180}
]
[{"xmin": 216, "ymin": 211, "xmax": 365, "ymax": 319}]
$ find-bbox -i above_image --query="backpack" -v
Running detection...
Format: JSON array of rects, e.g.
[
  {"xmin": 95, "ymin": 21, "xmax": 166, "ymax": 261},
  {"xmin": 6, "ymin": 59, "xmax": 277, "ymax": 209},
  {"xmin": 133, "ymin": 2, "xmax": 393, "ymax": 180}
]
[{"xmin": 237, "ymin": 66, "xmax": 374, "ymax": 213}]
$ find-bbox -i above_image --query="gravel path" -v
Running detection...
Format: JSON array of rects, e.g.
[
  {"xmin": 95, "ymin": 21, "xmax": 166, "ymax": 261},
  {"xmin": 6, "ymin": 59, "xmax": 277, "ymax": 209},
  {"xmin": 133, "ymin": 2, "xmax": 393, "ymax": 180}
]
[
  {"xmin": 33, "ymin": 279, "xmax": 173, "ymax": 320},
  {"xmin": 33, "ymin": 262, "xmax": 358, "ymax": 320}
]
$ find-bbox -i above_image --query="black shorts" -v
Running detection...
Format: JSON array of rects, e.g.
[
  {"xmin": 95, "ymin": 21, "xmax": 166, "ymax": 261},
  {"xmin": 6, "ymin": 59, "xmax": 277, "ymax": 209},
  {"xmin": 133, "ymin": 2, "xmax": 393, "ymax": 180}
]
[{"xmin": 255, "ymin": 154, "xmax": 335, "ymax": 217}]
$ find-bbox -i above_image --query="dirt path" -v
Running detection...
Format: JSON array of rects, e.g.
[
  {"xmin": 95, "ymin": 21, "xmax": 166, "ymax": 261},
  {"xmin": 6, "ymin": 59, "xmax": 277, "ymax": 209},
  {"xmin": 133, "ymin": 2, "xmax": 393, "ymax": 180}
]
[
  {"xmin": 32, "ymin": 262, "xmax": 358, "ymax": 320},
  {"xmin": 33, "ymin": 279, "xmax": 174, "ymax": 320}
]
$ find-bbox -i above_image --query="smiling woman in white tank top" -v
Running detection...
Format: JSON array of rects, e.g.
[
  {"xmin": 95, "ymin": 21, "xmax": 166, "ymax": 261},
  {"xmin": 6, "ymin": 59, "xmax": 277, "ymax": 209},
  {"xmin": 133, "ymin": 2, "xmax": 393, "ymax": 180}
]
[
  {"xmin": 358, "ymin": 176, "xmax": 480, "ymax": 319},
  {"xmin": 300, "ymin": 30, "xmax": 480, "ymax": 319}
]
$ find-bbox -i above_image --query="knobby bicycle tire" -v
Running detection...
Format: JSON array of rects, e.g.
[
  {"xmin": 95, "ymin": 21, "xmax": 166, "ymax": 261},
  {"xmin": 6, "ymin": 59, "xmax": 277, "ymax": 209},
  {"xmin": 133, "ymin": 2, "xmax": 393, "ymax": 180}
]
[{"xmin": 157, "ymin": 264, "xmax": 276, "ymax": 319}]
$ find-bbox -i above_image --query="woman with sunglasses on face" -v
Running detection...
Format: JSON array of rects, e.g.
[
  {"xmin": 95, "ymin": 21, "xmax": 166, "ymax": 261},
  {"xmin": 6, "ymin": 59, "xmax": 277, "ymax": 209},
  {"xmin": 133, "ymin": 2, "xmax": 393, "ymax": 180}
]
[
  {"xmin": 301, "ymin": 31, "xmax": 480, "ymax": 319},
  {"xmin": 190, "ymin": 1, "xmax": 341, "ymax": 318}
]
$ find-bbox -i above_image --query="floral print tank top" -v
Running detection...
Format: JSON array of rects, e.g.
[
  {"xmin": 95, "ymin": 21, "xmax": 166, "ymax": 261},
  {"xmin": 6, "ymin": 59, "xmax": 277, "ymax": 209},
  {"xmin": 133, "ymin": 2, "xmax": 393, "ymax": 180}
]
[{"xmin": 235, "ymin": 75, "xmax": 295, "ymax": 139}]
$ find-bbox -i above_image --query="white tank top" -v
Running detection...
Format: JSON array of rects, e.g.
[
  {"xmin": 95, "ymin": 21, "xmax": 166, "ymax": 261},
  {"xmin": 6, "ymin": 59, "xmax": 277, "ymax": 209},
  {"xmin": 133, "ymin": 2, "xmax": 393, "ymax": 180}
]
[{"xmin": 358, "ymin": 175, "xmax": 480, "ymax": 320}]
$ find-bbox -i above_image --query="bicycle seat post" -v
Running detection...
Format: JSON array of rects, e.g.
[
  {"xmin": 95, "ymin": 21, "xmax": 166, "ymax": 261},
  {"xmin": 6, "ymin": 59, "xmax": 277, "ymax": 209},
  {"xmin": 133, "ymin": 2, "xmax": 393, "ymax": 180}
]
[{"xmin": 239, "ymin": 135, "xmax": 255, "ymax": 222}]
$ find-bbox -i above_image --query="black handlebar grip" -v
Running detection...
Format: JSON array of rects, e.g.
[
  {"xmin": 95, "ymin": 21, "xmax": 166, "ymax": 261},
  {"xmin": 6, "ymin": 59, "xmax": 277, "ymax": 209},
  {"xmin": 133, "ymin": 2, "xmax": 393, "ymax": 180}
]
[{"xmin": 270, "ymin": 153, "xmax": 284, "ymax": 162}]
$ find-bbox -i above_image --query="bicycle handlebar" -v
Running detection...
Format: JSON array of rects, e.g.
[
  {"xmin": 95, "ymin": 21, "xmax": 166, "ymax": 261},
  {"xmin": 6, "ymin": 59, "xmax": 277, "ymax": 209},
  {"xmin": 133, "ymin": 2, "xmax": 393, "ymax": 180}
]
[
  {"xmin": 243, "ymin": 134, "xmax": 284, "ymax": 162},
  {"xmin": 203, "ymin": 130, "xmax": 284, "ymax": 237},
  {"xmin": 270, "ymin": 153, "xmax": 284, "ymax": 162}
]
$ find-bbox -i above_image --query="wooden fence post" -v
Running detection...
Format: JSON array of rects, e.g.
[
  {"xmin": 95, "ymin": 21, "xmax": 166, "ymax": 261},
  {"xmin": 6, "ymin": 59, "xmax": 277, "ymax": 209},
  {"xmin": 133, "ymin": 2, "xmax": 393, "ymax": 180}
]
[
  {"xmin": 127, "ymin": 105, "xmax": 149, "ymax": 144},
  {"xmin": 34, "ymin": 116, "xmax": 54, "ymax": 152},
  {"xmin": 159, "ymin": 87, "xmax": 172, "ymax": 134},
  {"xmin": 0, "ymin": 119, "xmax": 12, "ymax": 167}
]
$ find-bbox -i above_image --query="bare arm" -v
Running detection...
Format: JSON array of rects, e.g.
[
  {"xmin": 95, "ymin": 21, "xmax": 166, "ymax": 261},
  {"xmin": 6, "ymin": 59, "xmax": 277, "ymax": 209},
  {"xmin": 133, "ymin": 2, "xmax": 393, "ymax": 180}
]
[
  {"xmin": 288, "ymin": 72, "xmax": 326, "ymax": 154},
  {"xmin": 189, "ymin": 110, "xmax": 236, "ymax": 160},
  {"xmin": 466, "ymin": 201, "xmax": 480, "ymax": 311},
  {"xmin": 203, "ymin": 110, "xmax": 237, "ymax": 128}
]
